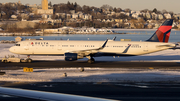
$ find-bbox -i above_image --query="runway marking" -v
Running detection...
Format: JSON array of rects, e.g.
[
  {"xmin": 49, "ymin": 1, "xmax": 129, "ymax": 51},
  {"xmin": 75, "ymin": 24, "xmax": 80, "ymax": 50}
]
[
  {"xmin": 23, "ymin": 67, "xmax": 33, "ymax": 72},
  {"xmin": 149, "ymin": 67, "xmax": 154, "ymax": 69}
]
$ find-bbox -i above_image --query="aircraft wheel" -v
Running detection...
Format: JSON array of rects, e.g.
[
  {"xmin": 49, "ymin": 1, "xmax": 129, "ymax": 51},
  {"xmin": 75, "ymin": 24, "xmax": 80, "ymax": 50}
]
[
  {"xmin": 4, "ymin": 60, "xmax": 7, "ymax": 63},
  {"xmin": 88, "ymin": 58, "xmax": 95, "ymax": 64},
  {"xmin": 27, "ymin": 59, "xmax": 32, "ymax": 63}
]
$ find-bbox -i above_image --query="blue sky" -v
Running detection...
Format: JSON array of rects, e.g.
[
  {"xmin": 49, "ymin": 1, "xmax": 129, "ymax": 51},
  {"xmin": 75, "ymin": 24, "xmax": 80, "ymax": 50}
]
[{"xmin": 1, "ymin": 0, "xmax": 180, "ymax": 13}]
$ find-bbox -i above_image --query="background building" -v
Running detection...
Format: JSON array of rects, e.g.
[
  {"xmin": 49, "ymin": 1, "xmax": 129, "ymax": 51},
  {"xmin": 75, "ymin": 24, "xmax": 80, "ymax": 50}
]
[
  {"xmin": 42, "ymin": 0, "xmax": 48, "ymax": 10},
  {"xmin": 36, "ymin": 0, "xmax": 53, "ymax": 15}
]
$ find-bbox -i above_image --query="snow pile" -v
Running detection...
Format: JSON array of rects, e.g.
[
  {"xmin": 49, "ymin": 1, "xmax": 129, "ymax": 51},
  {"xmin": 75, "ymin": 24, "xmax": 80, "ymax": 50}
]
[{"xmin": 0, "ymin": 68, "xmax": 180, "ymax": 82}]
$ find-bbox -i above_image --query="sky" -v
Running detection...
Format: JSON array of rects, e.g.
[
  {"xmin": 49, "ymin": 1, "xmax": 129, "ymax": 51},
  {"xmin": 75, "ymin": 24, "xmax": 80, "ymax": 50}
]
[{"xmin": 1, "ymin": 0, "xmax": 180, "ymax": 13}]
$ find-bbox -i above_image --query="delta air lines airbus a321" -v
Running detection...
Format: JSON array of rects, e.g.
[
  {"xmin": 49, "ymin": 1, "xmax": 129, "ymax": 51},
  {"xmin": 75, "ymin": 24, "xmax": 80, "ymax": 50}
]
[{"xmin": 9, "ymin": 19, "xmax": 177, "ymax": 63}]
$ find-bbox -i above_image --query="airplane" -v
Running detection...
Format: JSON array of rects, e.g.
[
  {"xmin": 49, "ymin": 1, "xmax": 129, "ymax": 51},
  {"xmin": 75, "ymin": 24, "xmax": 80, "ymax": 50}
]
[{"xmin": 9, "ymin": 19, "xmax": 177, "ymax": 63}]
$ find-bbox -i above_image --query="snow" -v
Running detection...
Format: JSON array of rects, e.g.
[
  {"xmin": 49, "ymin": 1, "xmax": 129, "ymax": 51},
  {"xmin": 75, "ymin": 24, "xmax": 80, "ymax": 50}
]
[
  {"xmin": 1, "ymin": 43, "xmax": 180, "ymax": 83},
  {"xmin": 0, "ymin": 68, "xmax": 180, "ymax": 82}
]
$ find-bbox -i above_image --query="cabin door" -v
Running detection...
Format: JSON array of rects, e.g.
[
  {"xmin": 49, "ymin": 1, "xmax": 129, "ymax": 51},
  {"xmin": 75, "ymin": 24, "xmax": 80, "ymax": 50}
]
[
  {"xmin": 57, "ymin": 42, "xmax": 62, "ymax": 51},
  {"xmin": 24, "ymin": 42, "xmax": 30, "ymax": 50},
  {"xmin": 144, "ymin": 43, "xmax": 148, "ymax": 52}
]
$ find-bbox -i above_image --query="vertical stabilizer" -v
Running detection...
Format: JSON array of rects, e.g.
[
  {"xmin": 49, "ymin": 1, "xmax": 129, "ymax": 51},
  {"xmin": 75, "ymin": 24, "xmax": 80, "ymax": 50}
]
[{"xmin": 147, "ymin": 19, "xmax": 173, "ymax": 43}]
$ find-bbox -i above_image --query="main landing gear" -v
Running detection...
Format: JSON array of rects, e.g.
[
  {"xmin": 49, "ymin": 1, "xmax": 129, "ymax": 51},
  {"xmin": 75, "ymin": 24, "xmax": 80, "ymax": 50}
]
[
  {"xmin": 26, "ymin": 55, "xmax": 32, "ymax": 63},
  {"xmin": 87, "ymin": 57, "xmax": 95, "ymax": 64}
]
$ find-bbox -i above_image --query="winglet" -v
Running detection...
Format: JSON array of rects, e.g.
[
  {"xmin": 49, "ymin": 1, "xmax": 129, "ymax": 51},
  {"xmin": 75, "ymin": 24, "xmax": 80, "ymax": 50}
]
[
  {"xmin": 99, "ymin": 39, "xmax": 108, "ymax": 49},
  {"xmin": 122, "ymin": 44, "xmax": 131, "ymax": 53}
]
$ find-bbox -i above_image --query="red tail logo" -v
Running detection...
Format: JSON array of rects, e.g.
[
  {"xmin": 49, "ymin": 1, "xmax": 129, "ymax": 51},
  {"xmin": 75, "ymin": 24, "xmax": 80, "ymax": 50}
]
[
  {"xmin": 147, "ymin": 19, "xmax": 173, "ymax": 43},
  {"xmin": 156, "ymin": 26, "xmax": 172, "ymax": 42}
]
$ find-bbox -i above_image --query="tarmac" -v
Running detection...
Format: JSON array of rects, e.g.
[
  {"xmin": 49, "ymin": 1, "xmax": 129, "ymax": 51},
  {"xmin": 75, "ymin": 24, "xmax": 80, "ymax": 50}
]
[
  {"xmin": 1, "ymin": 61, "xmax": 180, "ymax": 101},
  {"xmin": 0, "ymin": 60, "xmax": 180, "ymax": 69},
  {"xmin": 1, "ymin": 82, "xmax": 180, "ymax": 101}
]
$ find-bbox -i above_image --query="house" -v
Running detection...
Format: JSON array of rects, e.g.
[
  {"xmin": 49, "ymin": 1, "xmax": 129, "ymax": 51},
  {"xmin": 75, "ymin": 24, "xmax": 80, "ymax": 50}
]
[
  {"xmin": 102, "ymin": 19, "xmax": 106, "ymax": 22},
  {"xmin": 111, "ymin": 11, "xmax": 115, "ymax": 15},
  {"xmin": 158, "ymin": 14, "xmax": 164, "ymax": 20},
  {"xmin": 15, "ymin": 37, "xmax": 22, "ymax": 42},
  {"xmin": 84, "ymin": 14, "xmax": 92, "ymax": 20},
  {"xmin": 96, "ymin": 19, "xmax": 101, "ymax": 22},
  {"xmin": 146, "ymin": 13, "xmax": 152, "ymax": 19},
  {"xmin": 173, "ymin": 14, "xmax": 180, "ymax": 20},
  {"xmin": 70, "ymin": 10, "xmax": 75, "ymax": 14},
  {"xmin": 56, "ymin": 13, "xmax": 66, "ymax": 19},
  {"xmin": 53, "ymin": 19, "xmax": 62, "ymax": 23},
  {"xmin": 132, "ymin": 13, "xmax": 139, "ymax": 19},
  {"xmin": 151, "ymin": 13, "xmax": 158, "ymax": 20},
  {"xmin": 42, "ymin": 14, "xmax": 51, "ymax": 19},
  {"xmin": 164, "ymin": 13, "xmax": 172, "ymax": 19},
  {"xmin": 125, "ymin": 13, "xmax": 130, "ymax": 16},
  {"xmin": 111, "ymin": 19, "xmax": 115, "ymax": 22},
  {"xmin": 72, "ymin": 14, "xmax": 79, "ymax": 19},
  {"xmin": 115, "ymin": 13, "xmax": 121, "ymax": 17},
  {"xmin": 115, "ymin": 19, "xmax": 123, "ymax": 23},
  {"xmin": 154, "ymin": 23, "xmax": 160, "ymax": 29},
  {"xmin": 106, "ymin": 19, "xmax": 111, "ymax": 22},
  {"xmin": 79, "ymin": 13, "xmax": 84, "ymax": 19},
  {"xmin": 177, "ymin": 24, "xmax": 180, "ymax": 30},
  {"xmin": 44, "ymin": 29, "xmax": 59, "ymax": 33},
  {"xmin": 0, "ymin": 28, "xmax": 3, "ymax": 31}
]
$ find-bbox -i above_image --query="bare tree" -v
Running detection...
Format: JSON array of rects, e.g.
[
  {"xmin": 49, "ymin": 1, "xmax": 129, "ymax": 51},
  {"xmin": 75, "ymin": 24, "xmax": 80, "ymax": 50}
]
[
  {"xmin": 162, "ymin": 9, "xmax": 168, "ymax": 14},
  {"xmin": 100, "ymin": 4, "xmax": 113, "ymax": 10},
  {"xmin": 124, "ymin": 8, "xmax": 131, "ymax": 13}
]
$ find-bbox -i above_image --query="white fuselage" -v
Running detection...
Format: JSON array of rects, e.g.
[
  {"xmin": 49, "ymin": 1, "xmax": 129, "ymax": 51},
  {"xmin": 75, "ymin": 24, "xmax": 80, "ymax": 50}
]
[{"xmin": 9, "ymin": 40, "xmax": 175, "ymax": 57}]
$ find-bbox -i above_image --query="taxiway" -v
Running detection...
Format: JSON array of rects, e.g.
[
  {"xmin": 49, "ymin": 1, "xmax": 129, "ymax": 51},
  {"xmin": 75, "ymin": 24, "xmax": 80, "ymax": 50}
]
[{"xmin": 0, "ymin": 61, "xmax": 180, "ymax": 70}]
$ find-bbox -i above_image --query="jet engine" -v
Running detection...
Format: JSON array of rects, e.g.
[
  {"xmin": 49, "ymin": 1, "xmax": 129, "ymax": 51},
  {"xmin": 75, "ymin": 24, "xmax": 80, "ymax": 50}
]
[{"xmin": 65, "ymin": 53, "xmax": 78, "ymax": 61}]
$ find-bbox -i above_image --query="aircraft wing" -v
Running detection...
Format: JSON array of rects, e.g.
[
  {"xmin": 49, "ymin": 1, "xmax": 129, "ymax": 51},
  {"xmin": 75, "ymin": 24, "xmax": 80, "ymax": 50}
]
[
  {"xmin": 0, "ymin": 87, "xmax": 117, "ymax": 101},
  {"xmin": 156, "ymin": 44, "xmax": 176, "ymax": 48},
  {"xmin": 68, "ymin": 39, "xmax": 108, "ymax": 57}
]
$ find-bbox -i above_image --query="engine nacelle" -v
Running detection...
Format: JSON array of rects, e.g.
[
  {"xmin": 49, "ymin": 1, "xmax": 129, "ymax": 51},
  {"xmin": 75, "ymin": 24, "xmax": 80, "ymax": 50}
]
[{"xmin": 65, "ymin": 53, "xmax": 78, "ymax": 61}]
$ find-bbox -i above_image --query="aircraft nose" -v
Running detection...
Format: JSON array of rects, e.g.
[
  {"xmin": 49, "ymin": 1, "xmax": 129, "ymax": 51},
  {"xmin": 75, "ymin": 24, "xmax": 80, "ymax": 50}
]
[{"xmin": 9, "ymin": 46, "xmax": 15, "ymax": 53}]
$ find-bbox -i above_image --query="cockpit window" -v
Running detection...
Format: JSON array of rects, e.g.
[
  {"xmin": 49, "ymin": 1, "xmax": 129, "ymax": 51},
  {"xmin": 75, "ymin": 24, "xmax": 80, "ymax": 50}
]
[{"xmin": 15, "ymin": 44, "xmax": 20, "ymax": 46}]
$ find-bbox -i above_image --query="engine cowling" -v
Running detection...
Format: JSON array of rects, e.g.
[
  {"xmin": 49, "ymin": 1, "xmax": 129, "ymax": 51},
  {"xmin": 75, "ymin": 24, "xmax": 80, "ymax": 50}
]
[{"xmin": 65, "ymin": 53, "xmax": 78, "ymax": 61}]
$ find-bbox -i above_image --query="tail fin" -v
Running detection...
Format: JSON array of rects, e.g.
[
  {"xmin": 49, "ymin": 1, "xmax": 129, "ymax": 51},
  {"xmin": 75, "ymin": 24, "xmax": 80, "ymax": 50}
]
[{"xmin": 147, "ymin": 19, "xmax": 173, "ymax": 43}]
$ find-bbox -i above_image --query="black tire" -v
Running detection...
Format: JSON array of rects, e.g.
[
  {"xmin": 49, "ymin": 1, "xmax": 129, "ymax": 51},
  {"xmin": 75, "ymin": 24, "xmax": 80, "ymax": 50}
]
[
  {"xmin": 27, "ymin": 59, "xmax": 32, "ymax": 63},
  {"xmin": 88, "ymin": 58, "xmax": 95, "ymax": 64},
  {"xmin": 4, "ymin": 60, "xmax": 7, "ymax": 63}
]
